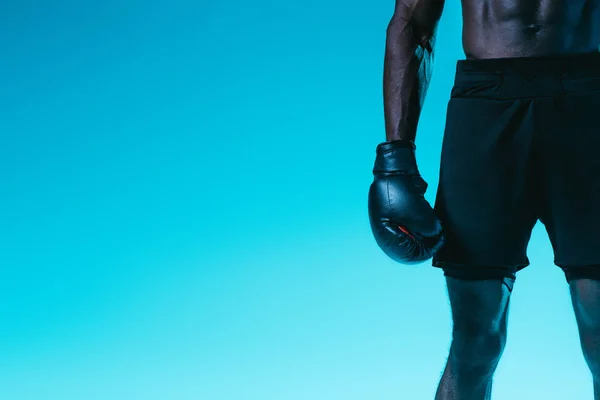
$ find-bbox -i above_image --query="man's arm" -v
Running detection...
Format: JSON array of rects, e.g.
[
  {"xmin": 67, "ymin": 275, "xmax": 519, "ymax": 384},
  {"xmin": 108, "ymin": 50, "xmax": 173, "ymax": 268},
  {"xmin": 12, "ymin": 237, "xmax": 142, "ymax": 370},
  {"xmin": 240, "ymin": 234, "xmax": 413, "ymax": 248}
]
[{"xmin": 384, "ymin": 0, "xmax": 445, "ymax": 142}]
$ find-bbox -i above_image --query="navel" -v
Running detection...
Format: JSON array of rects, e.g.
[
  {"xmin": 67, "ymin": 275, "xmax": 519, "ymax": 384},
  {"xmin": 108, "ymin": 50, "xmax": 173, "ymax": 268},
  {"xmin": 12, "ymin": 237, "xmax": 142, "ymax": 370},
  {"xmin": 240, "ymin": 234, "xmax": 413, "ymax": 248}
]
[{"xmin": 523, "ymin": 24, "xmax": 542, "ymax": 35}]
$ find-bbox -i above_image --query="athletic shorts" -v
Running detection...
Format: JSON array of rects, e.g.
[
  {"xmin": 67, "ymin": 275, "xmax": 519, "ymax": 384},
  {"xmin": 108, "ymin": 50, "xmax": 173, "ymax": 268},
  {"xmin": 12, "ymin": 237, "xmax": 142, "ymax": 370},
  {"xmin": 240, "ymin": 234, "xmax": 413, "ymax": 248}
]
[{"xmin": 432, "ymin": 52, "xmax": 600, "ymax": 284}]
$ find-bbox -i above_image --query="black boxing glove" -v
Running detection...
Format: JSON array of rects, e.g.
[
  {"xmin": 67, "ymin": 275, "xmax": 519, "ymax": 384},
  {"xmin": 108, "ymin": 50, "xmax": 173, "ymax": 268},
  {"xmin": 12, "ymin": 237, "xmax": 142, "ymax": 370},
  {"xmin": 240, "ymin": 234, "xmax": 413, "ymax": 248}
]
[{"xmin": 368, "ymin": 140, "xmax": 444, "ymax": 264}]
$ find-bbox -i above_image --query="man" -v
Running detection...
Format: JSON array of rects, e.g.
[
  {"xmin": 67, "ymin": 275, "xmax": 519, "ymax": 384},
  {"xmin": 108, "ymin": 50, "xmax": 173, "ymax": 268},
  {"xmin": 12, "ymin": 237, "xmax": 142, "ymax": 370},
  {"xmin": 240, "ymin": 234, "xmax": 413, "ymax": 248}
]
[{"xmin": 368, "ymin": 0, "xmax": 600, "ymax": 399}]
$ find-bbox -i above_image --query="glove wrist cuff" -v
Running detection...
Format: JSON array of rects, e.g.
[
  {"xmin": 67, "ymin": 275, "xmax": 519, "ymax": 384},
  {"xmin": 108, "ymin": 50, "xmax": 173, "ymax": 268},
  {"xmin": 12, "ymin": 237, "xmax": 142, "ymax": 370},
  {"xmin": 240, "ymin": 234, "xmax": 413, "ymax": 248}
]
[
  {"xmin": 373, "ymin": 140, "xmax": 419, "ymax": 174},
  {"xmin": 376, "ymin": 139, "xmax": 416, "ymax": 154}
]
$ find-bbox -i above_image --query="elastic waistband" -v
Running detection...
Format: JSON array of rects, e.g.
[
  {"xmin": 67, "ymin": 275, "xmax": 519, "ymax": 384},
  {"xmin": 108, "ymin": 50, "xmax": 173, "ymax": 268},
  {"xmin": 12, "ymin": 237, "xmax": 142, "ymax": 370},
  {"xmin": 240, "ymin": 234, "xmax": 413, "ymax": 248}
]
[{"xmin": 457, "ymin": 52, "xmax": 600, "ymax": 75}]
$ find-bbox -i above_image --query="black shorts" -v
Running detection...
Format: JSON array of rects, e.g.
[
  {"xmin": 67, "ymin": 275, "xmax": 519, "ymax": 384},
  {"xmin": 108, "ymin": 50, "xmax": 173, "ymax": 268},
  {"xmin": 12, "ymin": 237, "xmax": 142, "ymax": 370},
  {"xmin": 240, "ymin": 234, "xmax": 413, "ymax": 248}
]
[{"xmin": 432, "ymin": 52, "xmax": 600, "ymax": 284}]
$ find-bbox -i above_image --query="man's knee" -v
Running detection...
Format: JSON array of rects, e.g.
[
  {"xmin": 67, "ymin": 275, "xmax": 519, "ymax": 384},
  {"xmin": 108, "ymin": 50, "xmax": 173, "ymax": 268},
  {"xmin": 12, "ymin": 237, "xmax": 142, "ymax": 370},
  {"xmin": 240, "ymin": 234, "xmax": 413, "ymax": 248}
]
[
  {"xmin": 569, "ymin": 278, "xmax": 600, "ymax": 377},
  {"xmin": 577, "ymin": 326, "xmax": 600, "ymax": 378},
  {"xmin": 570, "ymin": 278, "xmax": 600, "ymax": 328},
  {"xmin": 445, "ymin": 275, "xmax": 512, "ymax": 332},
  {"xmin": 444, "ymin": 275, "xmax": 511, "ymax": 368},
  {"xmin": 451, "ymin": 324, "xmax": 507, "ymax": 368}
]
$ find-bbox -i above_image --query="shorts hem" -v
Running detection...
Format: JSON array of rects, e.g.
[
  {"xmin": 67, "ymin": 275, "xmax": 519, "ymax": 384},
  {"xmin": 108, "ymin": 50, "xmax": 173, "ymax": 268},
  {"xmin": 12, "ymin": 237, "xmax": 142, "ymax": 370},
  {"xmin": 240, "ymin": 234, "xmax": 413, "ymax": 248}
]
[
  {"xmin": 555, "ymin": 261, "xmax": 600, "ymax": 268},
  {"xmin": 432, "ymin": 260, "xmax": 530, "ymax": 270}
]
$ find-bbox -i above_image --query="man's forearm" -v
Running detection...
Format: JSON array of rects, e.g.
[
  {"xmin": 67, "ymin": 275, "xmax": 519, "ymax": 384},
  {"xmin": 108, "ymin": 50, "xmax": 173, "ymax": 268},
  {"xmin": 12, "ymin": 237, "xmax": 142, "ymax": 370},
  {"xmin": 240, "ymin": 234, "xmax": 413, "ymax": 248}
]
[{"xmin": 383, "ymin": 17, "xmax": 436, "ymax": 142}]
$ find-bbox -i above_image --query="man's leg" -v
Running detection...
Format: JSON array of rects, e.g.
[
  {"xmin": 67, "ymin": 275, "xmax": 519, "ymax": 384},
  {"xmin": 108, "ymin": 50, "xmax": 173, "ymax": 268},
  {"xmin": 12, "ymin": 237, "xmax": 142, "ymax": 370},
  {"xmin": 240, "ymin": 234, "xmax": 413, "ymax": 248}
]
[
  {"xmin": 431, "ymin": 53, "xmax": 540, "ymax": 399},
  {"xmin": 535, "ymin": 59, "xmax": 600, "ymax": 399},
  {"xmin": 569, "ymin": 278, "xmax": 600, "ymax": 399},
  {"xmin": 435, "ymin": 277, "xmax": 512, "ymax": 400}
]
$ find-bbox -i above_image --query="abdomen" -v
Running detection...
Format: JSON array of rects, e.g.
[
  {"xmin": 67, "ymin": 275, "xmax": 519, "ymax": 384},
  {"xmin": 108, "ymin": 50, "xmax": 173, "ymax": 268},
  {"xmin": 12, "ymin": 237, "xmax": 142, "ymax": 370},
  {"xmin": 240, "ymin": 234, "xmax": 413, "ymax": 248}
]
[{"xmin": 461, "ymin": 0, "xmax": 600, "ymax": 58}]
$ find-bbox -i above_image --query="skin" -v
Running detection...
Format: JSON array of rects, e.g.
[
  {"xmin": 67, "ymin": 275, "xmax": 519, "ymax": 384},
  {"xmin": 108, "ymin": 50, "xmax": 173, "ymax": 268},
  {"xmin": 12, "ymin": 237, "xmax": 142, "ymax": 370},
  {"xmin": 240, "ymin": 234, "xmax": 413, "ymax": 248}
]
[{"xmin": 383, "ymin": 1, "xmax": 600, "ymax": 399}]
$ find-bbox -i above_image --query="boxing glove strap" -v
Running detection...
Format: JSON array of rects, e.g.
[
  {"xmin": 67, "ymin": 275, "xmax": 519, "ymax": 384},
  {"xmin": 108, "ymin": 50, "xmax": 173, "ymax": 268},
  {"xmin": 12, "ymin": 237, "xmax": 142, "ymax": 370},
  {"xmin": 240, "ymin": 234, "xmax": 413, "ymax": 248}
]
[
  {"xmin": 373, "ymin": 140, "xmax": 419, "ymax": 174},
  {"xmin": 376, "ymin": 140, "xmax": 416, "ymax": 152}
]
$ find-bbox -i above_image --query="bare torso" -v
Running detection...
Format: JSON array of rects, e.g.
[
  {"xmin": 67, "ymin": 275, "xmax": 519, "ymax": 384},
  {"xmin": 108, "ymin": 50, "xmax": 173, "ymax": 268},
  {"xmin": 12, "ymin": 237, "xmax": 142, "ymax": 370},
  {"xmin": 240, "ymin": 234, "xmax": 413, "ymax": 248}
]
[{"xmin": 461, "ymin": 0, "xmax": 600, "ymax": 58}]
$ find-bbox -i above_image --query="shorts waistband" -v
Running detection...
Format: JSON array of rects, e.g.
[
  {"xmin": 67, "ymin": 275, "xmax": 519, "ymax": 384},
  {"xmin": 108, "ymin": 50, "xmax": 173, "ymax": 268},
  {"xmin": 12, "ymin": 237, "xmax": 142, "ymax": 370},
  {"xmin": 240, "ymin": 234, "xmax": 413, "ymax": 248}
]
[{"xmin": 456, "ymin": 52, "xmax": 600, "ymax": 76}]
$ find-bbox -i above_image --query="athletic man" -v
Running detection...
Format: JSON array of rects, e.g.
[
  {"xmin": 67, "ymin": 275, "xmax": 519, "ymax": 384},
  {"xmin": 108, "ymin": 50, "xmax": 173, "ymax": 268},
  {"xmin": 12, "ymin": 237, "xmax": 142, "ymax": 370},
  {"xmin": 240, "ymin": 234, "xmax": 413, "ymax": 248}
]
[{"xmin": 368, "ymin": 0, "xmax": 600, "ymax": 398}]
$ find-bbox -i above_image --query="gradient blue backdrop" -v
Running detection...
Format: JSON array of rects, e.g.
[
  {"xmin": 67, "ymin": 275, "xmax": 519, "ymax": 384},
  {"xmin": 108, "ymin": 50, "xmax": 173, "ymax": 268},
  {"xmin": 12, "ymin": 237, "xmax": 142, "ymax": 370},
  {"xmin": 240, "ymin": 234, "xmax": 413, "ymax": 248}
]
[{"xmin": 0, "ymin": 1, "xmax": 592, "ymax": 399}]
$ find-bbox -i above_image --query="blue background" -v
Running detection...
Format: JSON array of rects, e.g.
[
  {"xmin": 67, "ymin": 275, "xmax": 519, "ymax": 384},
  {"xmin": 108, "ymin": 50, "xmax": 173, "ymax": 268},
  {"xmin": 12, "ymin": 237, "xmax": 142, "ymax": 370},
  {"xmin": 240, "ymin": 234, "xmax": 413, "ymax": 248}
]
[{"xmin": 0, "ymin": 1, "xmax": 592, "ymax": 399}]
